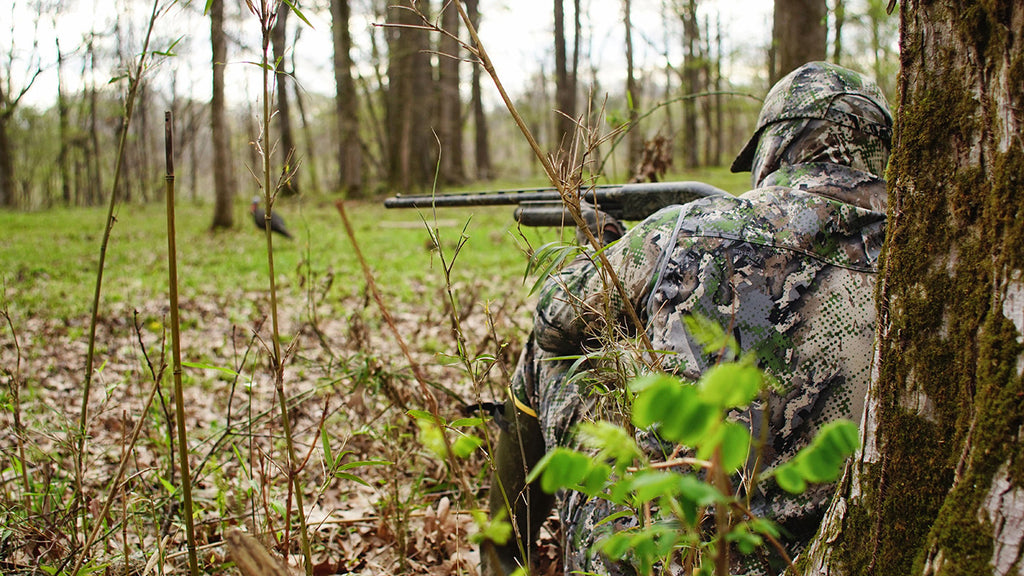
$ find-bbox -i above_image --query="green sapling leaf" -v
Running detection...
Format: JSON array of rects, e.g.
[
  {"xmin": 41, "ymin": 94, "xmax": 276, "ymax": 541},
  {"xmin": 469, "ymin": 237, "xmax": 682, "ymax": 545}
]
[
  {"xmin": 529, "ymin": 447, "xmax": 593, "ymax": 494},
  {"xmin": 451, "ymin": 433, "xmax": 484, "ymax": 458},
  {"xmin": 774, "ymin": 462, "xmax": 808, "ymax": 494},
  {"xmin": 773, "ymin": 420, "xmax": 859, "ymax": 492},
  {"xmin": 716, "ymin": 421, "xmax": 752, "ymax": 472},
  {"xmin": 699, "ymin": 362, "xmax": 762, "ymax": 409}
]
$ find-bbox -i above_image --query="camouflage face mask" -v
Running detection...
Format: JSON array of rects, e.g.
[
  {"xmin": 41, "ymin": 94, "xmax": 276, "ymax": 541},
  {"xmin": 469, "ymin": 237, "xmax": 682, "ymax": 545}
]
[{"xmin": 750, "ymin": 103, "xmax": 891, "ymax": 188}]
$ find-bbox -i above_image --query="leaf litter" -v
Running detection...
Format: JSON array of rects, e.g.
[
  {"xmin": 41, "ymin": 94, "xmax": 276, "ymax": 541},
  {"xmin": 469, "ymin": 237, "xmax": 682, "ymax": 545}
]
[{"xmin": 0, "ymin": 270, "xmax": 564, "ymax": 575}]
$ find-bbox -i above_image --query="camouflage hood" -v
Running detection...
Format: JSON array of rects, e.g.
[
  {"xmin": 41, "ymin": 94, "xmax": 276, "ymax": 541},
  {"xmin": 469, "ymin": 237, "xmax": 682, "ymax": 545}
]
[{"xmin": 732, "ymin": 62, "xmax": 893, "ymax": 187}]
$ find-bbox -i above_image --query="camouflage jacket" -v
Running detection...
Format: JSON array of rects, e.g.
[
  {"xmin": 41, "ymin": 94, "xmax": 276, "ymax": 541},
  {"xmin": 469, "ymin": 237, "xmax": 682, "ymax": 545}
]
[{"xmin": 511, "ymin": 162, "xmax": 887, "ymax": 574}]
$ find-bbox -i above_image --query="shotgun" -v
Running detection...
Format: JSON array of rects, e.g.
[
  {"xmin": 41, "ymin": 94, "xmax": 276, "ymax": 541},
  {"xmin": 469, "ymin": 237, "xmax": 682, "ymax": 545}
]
[{"xmin": 383, "ymin": 181, "xmax": 728, "ymax": 226}]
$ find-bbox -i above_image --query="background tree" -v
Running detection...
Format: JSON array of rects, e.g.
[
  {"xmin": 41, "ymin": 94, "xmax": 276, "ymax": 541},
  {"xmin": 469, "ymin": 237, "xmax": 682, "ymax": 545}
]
[
  {"xmin": 437, "ymin": 0, "xmax": 464, "ymax": 186},
  {"xmin": 832, "ymin": 0, "xmax": 845, "ymax": 63},
  {"xmin": 466, "ymin": 0, "xmax": 491, "ymax": 181},
  {"xmin": 332, "ymin": 0, "xmax": 362, "ymax": 196},
  {"xmin": 0, "ymin": 2, "xmax": 42, "ymax": 208},
  {"xmin": 55, "ymin": 33, "xmax": 72, "ymax": 206},
  {"xmin": 385, "ymin": 0, "xmax": 434, "ymax": 191},
  {"xmin": 803, "ymin": 1, "xmax": 1024, "ymax": 574},
  {"xmin": 770, "ymin": 0, "xmax": 826, "ymax": 82},
  {"xmin": 209, "ymin": 0, "xmax": 234, "ymax": 229},
  {"xmin": 553, "ymin": 0, "xmax": 575, "ymax": 152},
  {"xmin": 678, "ymin": 0, "xmax": 700, "ymax": 169},
  {"xmin": 623, "ymin": 0, "xmax": 642, "ymax": 172},
  {"xmin": 271, "ymin": 1, "xmax": 298, "ymax": 196}
]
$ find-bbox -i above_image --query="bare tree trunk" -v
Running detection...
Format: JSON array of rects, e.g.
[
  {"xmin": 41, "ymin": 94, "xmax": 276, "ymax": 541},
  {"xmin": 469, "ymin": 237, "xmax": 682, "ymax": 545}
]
[
  {"xmin": 700, "ymin": 14, "xmax": 713, "ymax": 167},
  {"xmin": 0, "ymin": 108, "xmax": 13, "ymax": 207},
  {"xmin": 86, "ymin": 34, "xmax": 103, "ymax": 206},
  {"xmin": 332, "ymin": 0, "xmax": 363, "ymax": 196},
  {"xmin": 680, "ymin": 0, "xmax": 699, "ymax": 169},
  {"xmin": 623, "ymin": 0, "xmax": 642, "ymax": 172},
  {"xmin": 271, "ymin": 3, "xmax": 298, "ymax": 196},
  {"xmin": 210, "ymin": 0, "xmax": 234, "ymax": 229},
  {"xmin": 833, "ymin": 0, "xmax": 845, "ymax": 64},
  {"xmin": 802, "ymin": 2, "xmax": 1024, "ymax": 574},
  {"xmin": 712, "ymin": 14, "xmax": 723, "ymax": 167},
  {"xmin": 385, "ymin": 0, "xmax": 434, "ymax": 191},
  {"xmin": 56, "ymin": 36, "xmax": 72, "ymax": 206},
  {"xmin": 770, "ymin": 0, "xmax": 826, "ymax": 82},
  {"xmin": 292, "ymin": 62, "xmax": 320, "ymax": 195},
  {"xmin": 466, "ymin": 0, "xmax": 492, "ymax": 181},
  {"xmin": 438, "ymin": 1, "xmax": 465, "ymax": 186},
  {"xmin": 553, "ymin": 0, "xmax": 575, "ymax": 152},
  {"xmin": 0, "ymin": 18, "xmax": 41, "ymax": 207}
]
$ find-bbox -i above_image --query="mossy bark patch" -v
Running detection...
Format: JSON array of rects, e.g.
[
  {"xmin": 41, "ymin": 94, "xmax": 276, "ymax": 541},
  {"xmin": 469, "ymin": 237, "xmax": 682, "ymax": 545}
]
[{"xmin": 806, "ymin": 1, "xmax": 1024, "ymax": 574}]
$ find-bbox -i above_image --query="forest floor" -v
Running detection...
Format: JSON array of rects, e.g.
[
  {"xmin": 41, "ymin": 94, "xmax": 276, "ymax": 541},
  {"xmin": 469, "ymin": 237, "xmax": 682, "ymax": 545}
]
[
  {"xmin": 0, "ymin": 198, "xmax": 558, "ymax": 575},
  {"xmin": 0, "ymin": 170, "xmax": 748, "ymax": 575}
]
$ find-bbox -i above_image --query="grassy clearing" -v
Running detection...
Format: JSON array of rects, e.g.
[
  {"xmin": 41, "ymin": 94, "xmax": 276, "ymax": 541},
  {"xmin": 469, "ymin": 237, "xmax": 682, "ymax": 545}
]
[{"xmin": 0, "ymin": 197, "xmax": 560, "ymax": 320}]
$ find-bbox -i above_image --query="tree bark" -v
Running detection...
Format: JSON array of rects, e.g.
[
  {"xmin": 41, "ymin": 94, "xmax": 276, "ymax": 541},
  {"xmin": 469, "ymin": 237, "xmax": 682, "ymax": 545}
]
[
  {"xmin": 770, "ymin": 0, "xmax": 826, "ymax": 82},
  {"xmin": 385, "ymin": 0, "xmax": 434, "ymax": 191},
  {"xmin": 553, "ymin": 0, "xmax": 575, "ymax": 151},
  {"xmin": 801, "ymin": 2, "xmax": 1024, "ymax": 574},
  {"xmin": 623, "ymin": 0, "xmax": 642, "ymax": 172},
  {"xmin": 56, "ymin": 36, "xmax": 72, "ymax": 206},
  {"xmin": 210, "ymin": 0, "xmax": 234, "ymax": 229},
  {"xmin": 680, "ymin": 0, "xmax": 699, "ymax": 169},
  {"xmin": 86, "ymin": 35, "xmax": 103, "ymax": 206},
  {"xmin": 832, "ymin": 0, "xmax": 845, "ymax": 64},
  {"xmin": 466, "ymin": 0, "xmax": 492, "ymax": 181},
  {"xmin": 331, "ymin": 0, "xmax": 363, "ymax": 197},
  {"xmin": 271, "ymin": 3, "xmax": 298, "ymax": 196},
  {"xmin": 0, "ymin": 109, "xmax": 13, "ymax": 207},
  {"xmin": 438, "ymin": 1, "xmax": 465, "ymax": 186}
]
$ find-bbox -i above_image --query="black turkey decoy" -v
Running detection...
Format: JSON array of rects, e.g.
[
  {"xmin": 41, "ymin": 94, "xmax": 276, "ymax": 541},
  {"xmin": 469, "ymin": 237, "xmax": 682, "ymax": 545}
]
[{"xmin": 250, "ymin": 197, "xmax": 293, "ymax": 239}]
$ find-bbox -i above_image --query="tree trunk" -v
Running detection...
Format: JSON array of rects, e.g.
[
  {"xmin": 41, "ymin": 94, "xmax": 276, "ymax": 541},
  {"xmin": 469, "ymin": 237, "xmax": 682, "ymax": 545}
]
[
  {"xmin": 210, "ymin": 0, "xmax": 234, "ymax": 229},
  {"xmin": 332, "ymin": 0, "xmax": 363, "ymax": 196},
  {"xmin": 56, "ymin": 36, "xmax": 72, "ymax": 206},
  {"xmin": 832, "ymin": 0, "xmax": 845, "ymax": 64},
  {"xmin": 466, "ymin": 0, "xmax": 492, "ymax": 181},
  {"xmin": 623, "ymin": 0, "xmax": 642, "ymax": 172},
  {"xmin": 0, "ymin": 110, "xmax": 13, "ymax": 208},
  {"xmin": 271, "ymin": 3, "xmax": 298, "ymax": 196},
  {"xmin": 438, "ymin": 1, "xmax": 465, "ymax": 186},
  {"xmin": 801, "ymin": 2, "xmax": 1024, "ymax": 574},
  {"xmin": 553, "ymin": 0, "xmax": 575, "ymax": 152},
  {"xmin": 86, "ymin": 35, "xmax": 103, "ymax": 206},
  {"xmin": 385, "ymin": 0, "xmax": 434, "ymax": 191},
  {"xmin": 770, "ymin": 0, "xmax": 826, "ymax": 82},
  {"xmin": 292, "ymin": 58, "xmax": 321, "ymax": 195},
  {"xmin": 680, "ymin": 0, "xmax": 699, "ymax": 169}
]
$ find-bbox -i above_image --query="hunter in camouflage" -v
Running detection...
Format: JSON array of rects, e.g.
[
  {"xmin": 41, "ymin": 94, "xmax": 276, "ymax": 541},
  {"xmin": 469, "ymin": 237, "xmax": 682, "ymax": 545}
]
[{"xmin": 481, "ymin": 62, "xmax": 893, "ymax": 576}]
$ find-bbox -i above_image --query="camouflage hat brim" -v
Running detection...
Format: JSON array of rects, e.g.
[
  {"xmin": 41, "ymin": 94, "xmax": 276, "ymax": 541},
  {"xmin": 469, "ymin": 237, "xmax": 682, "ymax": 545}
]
[{"xmin": 731, "ymin": 131, "xmax": 762, "ymax": 173}]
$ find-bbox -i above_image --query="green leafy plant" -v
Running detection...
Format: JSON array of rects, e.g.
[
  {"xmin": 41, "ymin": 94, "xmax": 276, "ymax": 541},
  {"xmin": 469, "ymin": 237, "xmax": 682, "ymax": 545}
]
[{"xmin": 526, "ymin": 324, "xmax": 859, "ymax": 576}]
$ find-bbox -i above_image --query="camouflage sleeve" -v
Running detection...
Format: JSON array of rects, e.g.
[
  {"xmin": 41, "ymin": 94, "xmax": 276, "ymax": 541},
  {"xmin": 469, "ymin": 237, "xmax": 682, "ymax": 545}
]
[{"xmin": 532, "ymin": 206, "xmax": 687, "ymax": 355}]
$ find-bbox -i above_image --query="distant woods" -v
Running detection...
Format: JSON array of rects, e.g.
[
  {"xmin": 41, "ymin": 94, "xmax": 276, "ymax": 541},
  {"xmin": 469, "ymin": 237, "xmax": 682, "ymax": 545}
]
[{"xmin": 0, "ymin": 0, "xmax": 897, "ymax": 211}]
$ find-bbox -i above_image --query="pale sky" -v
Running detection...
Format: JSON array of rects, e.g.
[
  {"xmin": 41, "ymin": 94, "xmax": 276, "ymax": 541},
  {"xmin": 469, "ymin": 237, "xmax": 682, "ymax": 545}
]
[{"xmin": 6, "ymin": 0, "xmax": 775, "ymax": 110}]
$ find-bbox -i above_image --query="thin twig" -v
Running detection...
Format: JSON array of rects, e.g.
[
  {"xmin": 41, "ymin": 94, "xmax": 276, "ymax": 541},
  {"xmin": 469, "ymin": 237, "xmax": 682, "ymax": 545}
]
[{"xmin": 334, "ymin": 201, "xmax": 439, "ymax": 416}]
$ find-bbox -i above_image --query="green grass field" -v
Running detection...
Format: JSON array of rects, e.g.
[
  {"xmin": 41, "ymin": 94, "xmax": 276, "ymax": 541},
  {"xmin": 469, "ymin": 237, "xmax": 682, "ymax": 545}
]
[{"xmin": 0, "ymin": 168, "xmax": 750, "ymax": 321}]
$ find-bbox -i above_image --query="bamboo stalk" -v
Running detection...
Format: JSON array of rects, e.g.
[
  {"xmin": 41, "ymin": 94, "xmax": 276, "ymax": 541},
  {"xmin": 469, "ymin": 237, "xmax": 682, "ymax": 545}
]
[{"xmin": 163, "ymin": 110, "xmax": 200, "ymax": 576}]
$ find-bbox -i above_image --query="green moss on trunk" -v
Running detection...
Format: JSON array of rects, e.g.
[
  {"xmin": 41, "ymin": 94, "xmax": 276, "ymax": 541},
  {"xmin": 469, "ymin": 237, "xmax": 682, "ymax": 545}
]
[{"xmin": 821, "ymin": 1, "xmax": 1024, "ymax": 574}]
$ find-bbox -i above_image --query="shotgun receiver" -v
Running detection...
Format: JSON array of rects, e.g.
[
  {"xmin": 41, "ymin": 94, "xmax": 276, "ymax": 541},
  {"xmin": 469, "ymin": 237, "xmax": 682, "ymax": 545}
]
[{"xmin": 383, "ymin": 181, "xmax": 728, "ymax": 226}]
